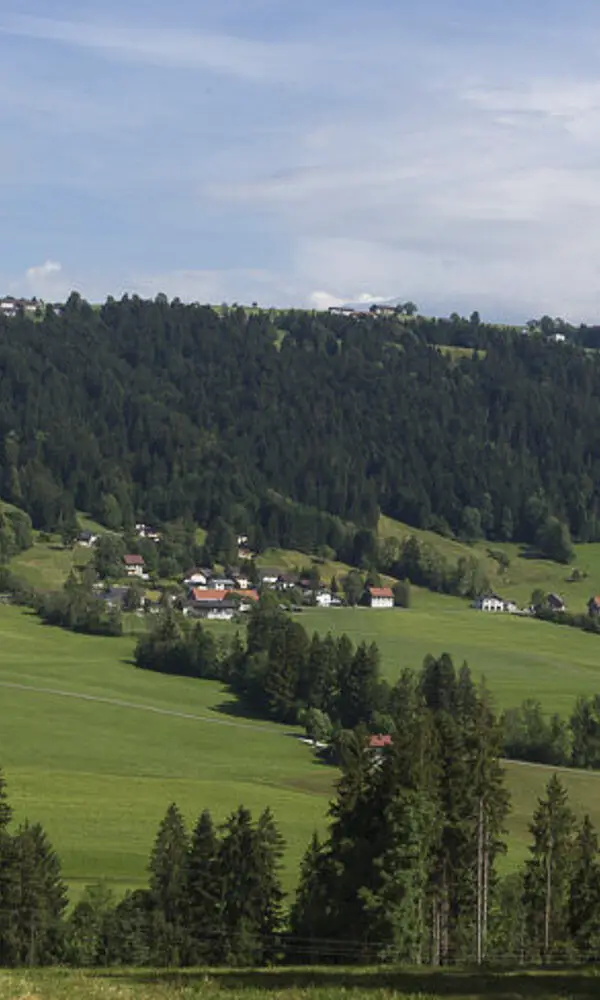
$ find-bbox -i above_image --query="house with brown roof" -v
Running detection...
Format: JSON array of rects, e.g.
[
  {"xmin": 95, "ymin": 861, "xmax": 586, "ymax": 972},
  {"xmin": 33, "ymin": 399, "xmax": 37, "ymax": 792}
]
[
  {"xmin": 123, "ymin": 554, "xmax": 145, "ymax": 578},
  {"xmin": 366, "ymin": 586, "xmax": 394, "ymax": 608}
]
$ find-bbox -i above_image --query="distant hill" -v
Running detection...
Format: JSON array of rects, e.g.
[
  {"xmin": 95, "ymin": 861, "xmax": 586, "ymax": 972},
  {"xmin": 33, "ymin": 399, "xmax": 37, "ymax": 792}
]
[{"xmin": 2, "ymin": 294, "xmax": 600, "ymax": 562}]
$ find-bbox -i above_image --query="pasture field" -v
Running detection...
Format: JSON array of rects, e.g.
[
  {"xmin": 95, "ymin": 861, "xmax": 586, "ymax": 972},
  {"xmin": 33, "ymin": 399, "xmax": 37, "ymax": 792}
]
[
  {"xmin": 1, "ymin": 965, "xmax": 599, "ymax": 1000},
  {"xmin": 2, "ymin": 607, "xmax": 600, "ymax": 902},
  {"xmin": 378, "ymin": 514, "xmax": 600, "ymax": 614},
  {"xmin": 0, "ymin": 606, "xmax": 332, "ymax": 898},
  {"xmin": 298, "ymin": 606, "xmax": 600, "ymax": 715}
]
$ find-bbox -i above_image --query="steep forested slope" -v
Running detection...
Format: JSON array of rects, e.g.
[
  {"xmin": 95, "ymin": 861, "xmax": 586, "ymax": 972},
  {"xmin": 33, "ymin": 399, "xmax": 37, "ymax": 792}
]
[{"xmin": 0, "ymin": 294, "xmax": 599, "ymax": 548}]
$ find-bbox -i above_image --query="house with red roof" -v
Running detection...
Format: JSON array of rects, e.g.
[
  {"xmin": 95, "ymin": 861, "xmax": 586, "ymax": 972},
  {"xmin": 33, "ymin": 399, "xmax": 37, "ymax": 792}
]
[
  {"xmin": 368, "ymin": 734, "xmax": 393, "ymax": 749},
  {"xmin": 367, "ymin": 586, "xmax": 394, "ymax": 609}
]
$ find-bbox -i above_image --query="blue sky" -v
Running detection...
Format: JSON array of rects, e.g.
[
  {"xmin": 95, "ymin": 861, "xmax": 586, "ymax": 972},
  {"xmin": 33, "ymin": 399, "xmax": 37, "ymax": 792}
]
[{"xmin": 2, "ymin": 0, "xmax": 600, "ymax": 320}]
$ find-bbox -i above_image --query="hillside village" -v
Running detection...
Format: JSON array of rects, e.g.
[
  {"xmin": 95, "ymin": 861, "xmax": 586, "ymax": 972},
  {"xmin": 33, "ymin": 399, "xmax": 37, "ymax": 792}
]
[{"xmin": 82, "ymin": 526, "xmax": 397, "ymax": 620}]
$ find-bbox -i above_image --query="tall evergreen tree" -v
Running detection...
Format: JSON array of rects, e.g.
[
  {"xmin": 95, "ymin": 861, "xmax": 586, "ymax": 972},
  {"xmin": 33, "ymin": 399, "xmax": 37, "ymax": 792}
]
[
  {"xmin": 187, "ymin": 809, "xmax": 222, "ymax": 963},
  {"xmin": 148, "ymin": 803, "xmax": 190, "ymax": 966},
  {"xmin": 569, "ymin": 815, "xmax": 600, "ymax": 958},
  {"xmin": 8, "ymin": 822, "xmax": 67, "ymax": 966},
  {"xmin": 523, "ymin": 775, "xmax": 575, "ymax": 959}
]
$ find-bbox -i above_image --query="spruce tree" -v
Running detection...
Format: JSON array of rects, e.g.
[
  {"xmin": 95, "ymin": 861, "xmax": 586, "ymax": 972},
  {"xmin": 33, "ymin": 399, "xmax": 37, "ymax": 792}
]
[
  {"xmin": 523, "ymin": 774, "xmax": 575, "ymax": 960},
  {"xmin": 217, "ymin": 806, "xmax": 262, "ymax": 964},
  {"xmin": 467, "ymin": 683, "xmax": 510, "ymax": 964},
  {"xmin": 569, "ymin": 815, "xmax": 600, "ymax": 958},
  {"xmin": 148, "ymin": 802, "xmax": 190, "ymax": 966},
  {"xmin": 289, "ymin": 833, "xmax": 331, "ymax": 963},
  {"xmin": 254, "ymin": 808, "xmax": 286, "ymax": 961},
  {"xmin": 0, "ymin": 772, "xmax": 15, "ymax": 965},
  {"xmin": 9, "ymin": 822, "xmax": 67, "ymax": 966},
  {"xmin": 187, "ymin": 809, "xmax": 222, "ymax": 963}
]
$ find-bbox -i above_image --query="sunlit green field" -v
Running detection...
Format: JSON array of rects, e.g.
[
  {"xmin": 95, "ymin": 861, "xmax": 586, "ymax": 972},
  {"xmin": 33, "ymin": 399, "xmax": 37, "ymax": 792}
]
[
  {"xmin": 299, "ymin": 606, "xmax": 600, "ymax": 715},
  {"xmin": 2, "ymin": 602, "xmax": 600, "ymax": 903}
]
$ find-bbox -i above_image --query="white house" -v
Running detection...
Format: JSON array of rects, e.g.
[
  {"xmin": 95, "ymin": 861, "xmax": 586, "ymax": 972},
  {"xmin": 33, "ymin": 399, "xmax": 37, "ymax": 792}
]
[
  {"xmin": 77, "ymin": 530, "xmax": 98, "ymax": 548},
  {"xmin": 183, "ymin": 569, "xmax": 208, "ymax": 587},
  {"xmin": 123, "ymin": 554, "xmax": 145, "ymax": 579},
  {"xmin": 233, "ymin": 574, "xmax": 251, "ymax": 590},
  {"xmin": 315, "ymin": 590, "xmax": 333, "ymax": 607},
  {"xmin": 368, "ymin": 587, "xmax": 394, "ymax": 609},
  {"xmin": 211, "ymin": 576, "xmax": 236, "ymax": 591},
  {"xmin": 473, "ymin": 594, "xmax": 506, "ymax": 612}
]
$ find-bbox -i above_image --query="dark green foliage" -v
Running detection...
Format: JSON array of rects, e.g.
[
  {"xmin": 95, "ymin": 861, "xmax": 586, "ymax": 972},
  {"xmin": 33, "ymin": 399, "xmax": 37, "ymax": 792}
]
[
  {"xmin": 502, "ymin": 700, "xmax": 571, "ymax": 766},
  {"xmin": 216, "ymin": 805, "xmax": 285, "ymax": 965},
  {"xmin": 36, "ymin": 570, "xmax": 123, "ymax": 636},
  {"xmin": 5, "ymin": 821, "xmax": 68, "ymax": 966},
  {"xmin": 570, "ymin": 696, "xmax": 600, "ymax": 769},
  {"xmin": 186, "ymin": 810, "xmax": 221, "ymax": 964},
  {"xmin": 291, "ymin": 655, "xmax": 509, "ymax": 966},
  {"xmin": 135, "ymin": 610, "xmax": 220, "ymax": 680},
  {"xmin": 568, "ymin": 816, "xmax": 600, "ymax": 957},
  {"xmin": 148, "ymin": 803, "xmax": 190, "ymax": 966},
  {"xmin": 65, "ymin": 883, "xmax": 118, "ymax": 966},
  {"xmin": 523, "ymin": 774, "xmax": 576, "ymax": 959}
]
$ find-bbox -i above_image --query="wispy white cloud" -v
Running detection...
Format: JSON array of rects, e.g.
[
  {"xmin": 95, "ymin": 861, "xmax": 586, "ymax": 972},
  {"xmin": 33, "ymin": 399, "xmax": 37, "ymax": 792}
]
[
  {"xmin": 0, "ymin": 15, "xmax": 312, "ymax": 82},
  {"xmin": 3, "ymin": 4, "xmax": 600, "ymax": 320},
  {"xmin": 24, "ymin": 260, "xmax": 67, "ymax": 299}
]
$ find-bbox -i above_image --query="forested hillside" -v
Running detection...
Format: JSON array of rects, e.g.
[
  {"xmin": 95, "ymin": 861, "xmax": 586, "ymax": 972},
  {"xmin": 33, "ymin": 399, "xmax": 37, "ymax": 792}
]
[{"xmin": 1, "ymin": 295, "xmax": 600, "ymax": 550}]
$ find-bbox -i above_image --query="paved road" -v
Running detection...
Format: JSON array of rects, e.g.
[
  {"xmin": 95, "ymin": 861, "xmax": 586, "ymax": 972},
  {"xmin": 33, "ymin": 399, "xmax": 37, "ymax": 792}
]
[{"xmin": 0, "ymin": 679, "xmax": 282, "ymax": 735}]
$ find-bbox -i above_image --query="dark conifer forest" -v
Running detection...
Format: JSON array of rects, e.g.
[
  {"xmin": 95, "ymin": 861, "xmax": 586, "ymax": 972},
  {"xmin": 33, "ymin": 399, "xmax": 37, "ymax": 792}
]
[{"xmin": 2, "ymin": 295, "xmax": 600, "ymax": 550}]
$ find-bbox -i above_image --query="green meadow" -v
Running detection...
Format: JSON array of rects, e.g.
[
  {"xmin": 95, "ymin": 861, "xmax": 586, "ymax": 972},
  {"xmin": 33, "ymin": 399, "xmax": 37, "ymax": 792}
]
[
  {"xmin": 378, "ymin": 514, "xmax": 600, "ymax": 614},
  {"xmin": 1, "ymin": 965, "xmax": 599, "ymax": 1000},
  {"xmin": 299, "ymin": 605, "xmax": 600, "ymax": 715},
  {"xmin": 2, "ymin": 606, "xmax": 600, "ymax": 903}
]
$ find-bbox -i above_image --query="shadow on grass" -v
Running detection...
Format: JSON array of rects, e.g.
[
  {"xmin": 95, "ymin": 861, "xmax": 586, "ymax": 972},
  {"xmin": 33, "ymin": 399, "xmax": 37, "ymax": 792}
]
[{"xmin": 101, "ymin": 966, "xmax": 600, "ymax": 998}]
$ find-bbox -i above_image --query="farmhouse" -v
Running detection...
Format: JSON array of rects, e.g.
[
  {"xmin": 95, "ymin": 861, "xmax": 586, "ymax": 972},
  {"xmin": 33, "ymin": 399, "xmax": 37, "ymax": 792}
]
[
  {"xmin": 123, "ymin": 554, "xmax": 145, "ymax": 578},
  {"xmin": 367, "ymin": 586, "xmax": 394, "ymax": 609},
  {"xmin": 547, "ymin": 593, "xmax": 566, "ymax": 612},
  {"xmin": 77, "ymin": 530, "xmax": 98, "ymax": 547},
  {"xmin": 314, "ymin": 589, "xmax": 333, "ymax": 607},
  {"xmin": 473, "ymin": 594, "xmax": 506, "ymax": 612},
  {"xmin": 183, "ymin": 568, "xmax": 208, "ymax": 587},
  {"xmin": 0, "ymin": 296, "xmax": 38, "ymax": 318},
  {"xmin": 189, "ymin": 598, "xmax": 236, "ymax": 621}
]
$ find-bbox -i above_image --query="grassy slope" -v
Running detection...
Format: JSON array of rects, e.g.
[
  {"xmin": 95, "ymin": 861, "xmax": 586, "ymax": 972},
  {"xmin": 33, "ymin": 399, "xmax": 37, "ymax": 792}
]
[
  {"xmin": 10, "ymin": 538, "xmax": 93, "ymax": 590},
  {"xmin": 2, "ymin": 606, "xmax": 600, "ymax": 903},
  {"xmin": 1, "ymin": 966, "xmax": 599, "ymax": 1000},
  {"xmin": 0, "ymin": 607, "xmax": 332, "ymax": 898},
  {"xmin": 299, "ymin": 606, "xmax": 600, "ymax": 715},
  {"xmin": 379, "ymin": 514, "xmax": 600, "ymax": 614}
]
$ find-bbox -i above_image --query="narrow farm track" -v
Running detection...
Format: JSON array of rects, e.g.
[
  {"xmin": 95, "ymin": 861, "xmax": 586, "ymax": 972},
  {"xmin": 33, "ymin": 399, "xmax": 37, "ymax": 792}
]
[{"xmin": 0, "ymin": 679, "xmax": 284, "ymax": 735}]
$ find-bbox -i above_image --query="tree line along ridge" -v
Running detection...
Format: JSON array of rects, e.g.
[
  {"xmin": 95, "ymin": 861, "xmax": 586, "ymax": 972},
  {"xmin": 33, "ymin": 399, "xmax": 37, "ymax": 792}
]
[{"xmin": 0, "ymin": 294, "xmax": 599, "ymax": 556}]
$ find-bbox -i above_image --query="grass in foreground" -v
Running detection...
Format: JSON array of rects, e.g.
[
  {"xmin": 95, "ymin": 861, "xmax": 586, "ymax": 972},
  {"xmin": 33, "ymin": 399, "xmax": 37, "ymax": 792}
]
[{"xmin": 1, "ymin": 965, "xmax": 600, "ymax": 1000}]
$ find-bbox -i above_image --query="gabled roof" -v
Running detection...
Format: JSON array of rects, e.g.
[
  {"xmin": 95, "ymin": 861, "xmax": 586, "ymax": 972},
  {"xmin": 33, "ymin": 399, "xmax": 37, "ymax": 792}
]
[
  {"xmin": 192, "ymin": 587, "xmax": 259, "ymax": 604},
  {"xmin": 123, "ymin": 554, "xmax": 144, "ymax": 565},
  {"xmin": 369, "ymin": 587, "xmax": 394, "ymax": 598},
  {"xmin": 192, "ymin": 589, "xmax": 227, "ymax": 602},
  {"xmin": 369, "ymin": 734, "xmax": 393, "ymax": 749},
  {"xmin": 237, "ymin": 589, "xmax": 259, "ymax": 601}
]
